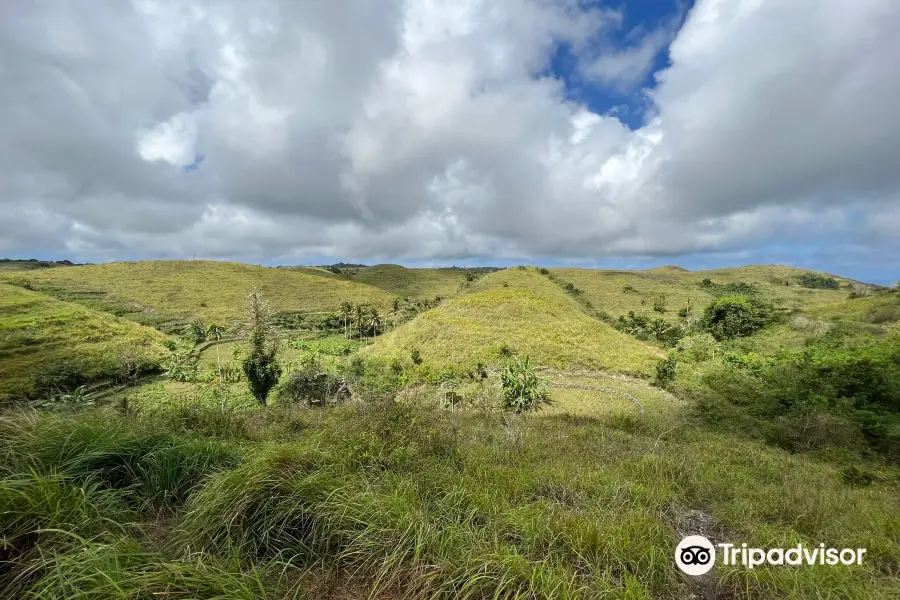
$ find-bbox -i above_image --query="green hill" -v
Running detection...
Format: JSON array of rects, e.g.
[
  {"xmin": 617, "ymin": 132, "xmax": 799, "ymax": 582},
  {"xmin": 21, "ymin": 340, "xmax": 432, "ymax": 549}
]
[
  {"xmin": 0, "ymin": 284, "xmax": 167, "ymax": 399},
  {"xmin": 0, "ymin": 260, "xmax": 394, "ymax": 328},
  {"xmin": 339, "ymin": 264, "xmax": 473, "ymax": 299},
  {"xmin": 366, "ymin": 268, "xmax": 662, "ymax": 376}
]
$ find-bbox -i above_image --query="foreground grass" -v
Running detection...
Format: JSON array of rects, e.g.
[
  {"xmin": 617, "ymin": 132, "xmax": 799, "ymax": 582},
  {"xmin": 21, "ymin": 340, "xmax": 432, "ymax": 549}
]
[
  {"xmin": 367, "ymin": 269, "xmax": 662, "ymax": 377},
  {"xmin": 1, "ymin": 398, "xmax": 897, "ymax": 599},
  {"xmin": 0, "ymin": 284, "xmax": 167, "ymax": 400},
  {"xmin": 0, "ymin": 260, "xmax": 395, "ymax": 327}
]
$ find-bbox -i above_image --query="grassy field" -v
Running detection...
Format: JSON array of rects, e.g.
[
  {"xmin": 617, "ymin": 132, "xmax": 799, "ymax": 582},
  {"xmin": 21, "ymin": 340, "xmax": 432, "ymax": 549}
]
[
  {"xmin": 340, "ymin": 264, "xmax": 472, "ymax": 299},
  {"xmin": 1, "ymin": 398, "xmax": 896, "ymax": 599},
  {"xmin": 2, "ymin": 260, "xmax": 899, "ymax": 599},
  {"xmin": 1, "ymin": 260, "xmax": 395, "ymax": 328},
  {"xmin": 0, "ymin": 283, "xmax": 167, "ymax": 399},
  {"xmin": 366, "ymin": 268, "xmax": 663, "ymax": 376}
]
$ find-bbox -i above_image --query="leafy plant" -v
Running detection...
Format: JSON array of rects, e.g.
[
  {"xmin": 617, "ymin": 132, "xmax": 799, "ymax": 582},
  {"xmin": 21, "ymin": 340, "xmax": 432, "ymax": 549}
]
[
  {"xmin": 240, "ymin": 289, "xmax": 282, "ymax": 406},
  {"xmin": 189, "ymin": 318, "xmax": 208, "ymax": 344},
  {"xmin": 654, "ymin": 356, "xmax": 677, "ymax": 387},
  {"xmin": 162, "ymin": 340, "xmax": 200, "ymax": 382},
  {"xmin": 701, "ymin": 295, "xmax": 771, "ymax": 340},
  {"xmin": 499, "ymin": 356, "xmax": 549, "ymax": 414}
]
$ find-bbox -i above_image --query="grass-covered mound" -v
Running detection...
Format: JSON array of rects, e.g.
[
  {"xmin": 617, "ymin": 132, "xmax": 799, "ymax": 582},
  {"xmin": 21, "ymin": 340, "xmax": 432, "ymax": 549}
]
[
  {"xmin": 0, "ymin": 260, "xmax": 395, "ymax": 326},
  {"xmin": 340, "ymin": 263, "xmax": 472, "ymax": 299},
  {"xmin": 0, "ymin": 284, "xmax": 166, "ymax": 400},
  {"xmin": 366, "ymin": 268, "xmax": 662, "ymax": 376}
]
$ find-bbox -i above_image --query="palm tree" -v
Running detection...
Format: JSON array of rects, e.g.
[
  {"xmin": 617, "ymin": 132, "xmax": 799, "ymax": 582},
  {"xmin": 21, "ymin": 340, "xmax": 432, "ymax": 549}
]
[
  {"xmin": 368, "ymin": 307, "xmax": 382, "ymax": 343},
  {"xmin": 206, "ymin": 322, "xmax": 226, "ymax": 410},
  {"xmin": 387, "ymin": 297, "xmax": 402, "ymax": 332},
  {"xmin": 354, "ymin": 304, "xmax": 367, "ymax": 343},
  {"xmin": 340, "ymin": 301, "xmax": 353, "ymax": 339}
]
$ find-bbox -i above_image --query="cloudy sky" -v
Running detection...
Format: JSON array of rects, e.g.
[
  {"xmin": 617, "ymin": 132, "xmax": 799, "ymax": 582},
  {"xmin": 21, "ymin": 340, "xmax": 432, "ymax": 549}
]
[{"xmin": 1, "ymin": 0, "xmax": 898, "ymax": 283}]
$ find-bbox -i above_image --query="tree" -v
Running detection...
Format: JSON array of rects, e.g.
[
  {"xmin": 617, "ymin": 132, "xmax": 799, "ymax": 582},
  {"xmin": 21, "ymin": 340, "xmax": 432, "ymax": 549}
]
[
  {"xmin": 240, "ymin": 289, "xmax": 282, "ymax": 406},
  {"xmin": 339, "ymin": 301, "xmax": 353, "ymax": 339},
  {"xmin": 368, "ymin": 307, "xmax": 382, "ymax": 343},
  {"xmin": 354, "ymin": 303, "xmax": 367, "ymax": 343},
  {"xmin": 702, "ymin": 295, "xmax": 770, "ymax": 340}
]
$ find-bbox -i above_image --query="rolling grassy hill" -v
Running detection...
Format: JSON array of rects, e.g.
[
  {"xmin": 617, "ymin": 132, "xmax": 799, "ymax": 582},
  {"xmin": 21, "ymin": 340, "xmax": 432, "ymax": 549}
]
[
  {"xmin": 339, "ymin": 263, "xmax": 473, "ymax": 299},
  {"xmin": 0, "ymin": 283, "xmax": 167, "ymax": 399},
  {"xmin": 0, "ymin": 260, "xmax": 395, "ymax": 329},
  {"xmin": 549, "ymin": 265, "xmax": 854, "ymax": 325},
  {"xmin": 366, "ymin": 267, "xmax": 662, "ymax": 376}
]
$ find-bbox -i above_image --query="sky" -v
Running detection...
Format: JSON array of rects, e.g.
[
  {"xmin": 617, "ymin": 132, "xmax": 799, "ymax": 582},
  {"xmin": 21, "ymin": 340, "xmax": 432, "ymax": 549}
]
[{"xmin": 1, "ymin": 0, "xmax": 898, "ymax": 284}]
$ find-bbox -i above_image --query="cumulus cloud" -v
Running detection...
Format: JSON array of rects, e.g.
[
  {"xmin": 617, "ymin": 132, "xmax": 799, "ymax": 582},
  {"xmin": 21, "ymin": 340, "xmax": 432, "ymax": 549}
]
[{"xmin": 0, "ymin": 0, "xmax": 898, "ymax": 277}]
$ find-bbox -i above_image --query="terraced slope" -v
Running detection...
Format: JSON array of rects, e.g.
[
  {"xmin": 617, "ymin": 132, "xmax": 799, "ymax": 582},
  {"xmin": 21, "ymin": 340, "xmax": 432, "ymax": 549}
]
[
  {"xmin": 366, "ymin": 268, "xmax": 662, "ymax": 376},
  {"xmin": 341, "ymin": 264, "xmax": 472, "ymax": 299},
  {"xmin": 0, "ymin": 284, "xmax": 167, "ymax": 399},
  {"xmin": 0, "ymin": 260, "xmax": 395, "ymax": 327},
  {"xmin": 550, "ymin": 264, "xmax": 854, "ymax": 323}
]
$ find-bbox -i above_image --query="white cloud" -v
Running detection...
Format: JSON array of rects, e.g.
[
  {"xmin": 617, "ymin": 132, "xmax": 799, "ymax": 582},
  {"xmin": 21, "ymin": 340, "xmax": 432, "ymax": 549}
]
[{"xmin": 0, "ymin": 0, "xmax": 898, "ymax": 278}]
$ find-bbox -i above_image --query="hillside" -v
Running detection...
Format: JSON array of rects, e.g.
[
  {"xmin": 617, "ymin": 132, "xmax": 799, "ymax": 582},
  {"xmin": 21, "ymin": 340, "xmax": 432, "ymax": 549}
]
[
  {"xmin": 0, "ymin": 260, "xmax": 395, "ymax": 328},
  {"xmin": 366, "ymin": 267, "xmax": 662, "ymax": 376},
  {"xmin": 0, "ymin": 283, "xmax": 167, "ymax": 399},
  {"xmin": 339, "ymin": 263, "xmax": 473, "ymax": 299},
  {"xmin": 550, "ymin": 264, "xmax": 854, "ymax": 324}
]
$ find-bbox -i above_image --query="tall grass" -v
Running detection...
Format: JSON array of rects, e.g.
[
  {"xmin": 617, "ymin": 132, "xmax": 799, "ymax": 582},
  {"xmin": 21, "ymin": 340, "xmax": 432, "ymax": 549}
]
[{"xmin": 0, "ymin": 411, "xmax": 240, "ymax": 510}]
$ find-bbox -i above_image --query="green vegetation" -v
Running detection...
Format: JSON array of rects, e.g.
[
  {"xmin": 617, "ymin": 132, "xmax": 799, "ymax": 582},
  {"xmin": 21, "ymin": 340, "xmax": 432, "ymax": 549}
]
[
  {"xmin": 1, "ymin": 260, "xmax": 395, "ymax": 327},
  {"xmin": 337, "ymin": 263, "xmax": 472, "ymax": 299},
  {"xmin": 2, "ymin": 259, "xmax": 899, "ymax": 598},
  {"xmin": 0, "ymin": 283, "xmax": 166, "ymax": 400},
  {"xmin": 366, "ymin": 269, "xmax": 662, "ymax": 377}
]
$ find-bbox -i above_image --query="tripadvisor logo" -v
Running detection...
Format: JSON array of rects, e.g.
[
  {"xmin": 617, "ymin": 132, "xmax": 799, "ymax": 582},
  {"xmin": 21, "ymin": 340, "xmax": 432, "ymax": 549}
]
[{"xmin": 675, "ymin": 536, "xmax": 867, "ymax": 576}]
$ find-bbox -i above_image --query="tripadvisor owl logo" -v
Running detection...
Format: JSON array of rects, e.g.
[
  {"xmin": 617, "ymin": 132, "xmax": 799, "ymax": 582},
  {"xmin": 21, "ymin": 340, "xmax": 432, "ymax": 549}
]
[
  {"xmin": 675, "ymin": 536, "xmax": 868, "ymax": 576},
  {"xmin": 675, "ymin": 535, "xmax": 716, "ymax": 575}
]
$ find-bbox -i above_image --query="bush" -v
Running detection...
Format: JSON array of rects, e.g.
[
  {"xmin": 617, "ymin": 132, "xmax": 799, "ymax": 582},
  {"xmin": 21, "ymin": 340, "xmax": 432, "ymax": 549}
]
[
  {"xmin": 278, "ymin": 360, "xmax": 346, "ymax": 407},
  {"xmin": 538, "ymin": 268, "xmax": 550, "ymax": 275},
  {"xmin": 701, "ymin": 296, "xmax": 771, "ymax": 340},
  {"xmin": 652, "ymin": 295, "xmax": 667, "ymax": 313},
  {"xmin": 675, "ymin": 333, "xmax": 719, "ymax": 362},
  {"xmin": 163, "ymin": 340, "xmax": 200, "ymax": 382},
  {"xmin": 410, "ymin": 348, "xmax": 423, "ymax": 365},
  {"xmin": 799, "ymin": 272, "xmax": 840, "ymax": 289},
  {"xmin": 499, "ymin": 356, "xmax": 549, "ymax": 413},
  {"xmin": 654, "ymin": 356, "xmax": 677, "ymax": 387},
  {"xmin": 242, "ymin": 354, "xmax": 282, "ymax": 407},
  {"xmin": 695, "ymin": 333, "xmax": 900, "ymax": 461},
  {"xmin": 189, "ymin": 318, "xmax": 207, "ymax": 344},
  {"xmin": 32, "ymin": 360, "xmax": 88, "ymax": 398}
]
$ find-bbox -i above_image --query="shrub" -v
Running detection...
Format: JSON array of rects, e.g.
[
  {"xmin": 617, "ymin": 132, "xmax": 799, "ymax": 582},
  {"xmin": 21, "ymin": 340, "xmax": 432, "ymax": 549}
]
[
  {"xmin": 163, "ymin": 340, "xmax": 200, "ymax": 382},
  {"xmin": 538, "ymin": 268, "xmax": 550, "ymax": 275},
  {"xmin": 189, "ymin": 318, "xmax": 207, "ymax": 344},
  {"xmin": 675, "ymin": 333, "xmax": 719, "ymax": 362},
  {"xmin": 499, "ymin": 356, "xmax": 549, "ymax": 413},
  {"xmin": 410, "ymin": 348, "xmax": 423, "ymax": 365},
  {"xmin": 654, "ymin": 356, "xmax": 677, "ymax": 387},
  {"xmin": 32, "ymin": 361, "xmax": 88, "ymax": 398},
  {"xmin": 799, "ymin": 272, "xmax": 840, "ymax": 289},
  {"xmin": 701, "ymin": 295, "xmax": 770, "ymax": 340},
  {"xmin": 622, "ymin": 285, "xmax": 637, "ymax": 293},
  {"xmin": 278, "ymin": 360, "xmax": 346, "ymax": 407},
  {"xmin": 652, "ymin": 295, "xmax": 667, "ymax": 313},
  {"xmin": 241, "ymin": 290, "xmax": 281, "ymax": 406}
]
